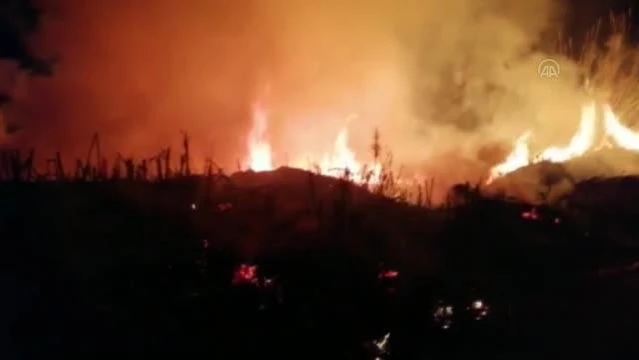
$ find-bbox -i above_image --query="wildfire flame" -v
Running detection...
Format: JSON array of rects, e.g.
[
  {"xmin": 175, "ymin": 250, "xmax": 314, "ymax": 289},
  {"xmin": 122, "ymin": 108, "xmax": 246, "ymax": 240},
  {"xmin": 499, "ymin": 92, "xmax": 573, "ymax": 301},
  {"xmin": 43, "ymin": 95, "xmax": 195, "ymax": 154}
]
[
  {"xmin": 487, "ymin": 102, "xmax": 639, "ymax": 183},
  {"xmin": 244, "ymin": 102, "xmax": 382, "ymax": 184},
  {"xmin": 245, "ymin": 102, "xmax": 273, "ymax": 172},
  {"xmin": 487, "ymin": 131, "xmax": 531, "ymax": 183},
  {"xmin": 602, "ymin": 104, "xmax": 639, "ymax": 151},
  {"xmin": 535, "ymin": 102, "xmax": 597, "ymax": 163},
  {"xmin": 246, "ymin": 98, "xmax": 639, "ymax": 189},
  {"xmin": 317, "ymin": 127, "xmax": 382, "ymax": 183}
]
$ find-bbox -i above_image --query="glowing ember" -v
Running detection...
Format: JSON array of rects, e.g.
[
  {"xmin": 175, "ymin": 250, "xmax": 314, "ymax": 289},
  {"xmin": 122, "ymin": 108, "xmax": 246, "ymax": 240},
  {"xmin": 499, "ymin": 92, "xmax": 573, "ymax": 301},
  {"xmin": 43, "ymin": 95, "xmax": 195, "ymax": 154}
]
[
  {"xmin": 471, "ymin": 300, "xmax": 484, "ymax": 310},
  {"xmin": 245, "ymin": 102, "xmax": 273, "ymax": 172},
  {"xmin": 434, "ymin": 302, "xmax": 454, "ymax": 330},
  {"xmin": 378, "ymin": 270, "xmax": 399, "ymax": 279},
  {"xmin": 488, "ymin": 102, "xmax": 639, "ymax": 183},
  {"xmin": 521, "ymin": 208, "xmax": 539, "ymax": 220},
  {"xmin": 374, "ymin": 332, "xmax": 390, "ymax": 353},
  {"xmin": 469, "ymin": 299, "xmax": 489, "ymax": 320},
  {"xmin": 232, "ymin": 263, "xmax": 258, "ymax": 285}
]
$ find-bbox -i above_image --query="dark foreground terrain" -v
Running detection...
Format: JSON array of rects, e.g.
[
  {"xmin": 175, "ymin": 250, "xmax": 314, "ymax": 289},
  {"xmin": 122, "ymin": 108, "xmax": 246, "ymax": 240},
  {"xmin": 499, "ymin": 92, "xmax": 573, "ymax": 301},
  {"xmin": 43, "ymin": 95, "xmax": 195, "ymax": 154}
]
[{"xmin": 2, "ymin": 168, "xmax": 639, "ymax": 359}]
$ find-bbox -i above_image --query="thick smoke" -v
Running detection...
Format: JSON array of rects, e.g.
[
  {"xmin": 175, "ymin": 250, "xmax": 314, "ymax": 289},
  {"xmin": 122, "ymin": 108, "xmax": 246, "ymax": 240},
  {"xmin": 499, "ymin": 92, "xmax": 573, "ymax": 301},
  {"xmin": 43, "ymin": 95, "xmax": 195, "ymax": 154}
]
[
  {"xmin": 6, "ymin": 0, "xmax": 266, "ymax": 164},
  {"xmin": 3, "ymin": 0, "xmax": 586, "ymax": 180},
  {"xmin": 254, "ymin": 0, "xmax": 579, "ymax": 183}
]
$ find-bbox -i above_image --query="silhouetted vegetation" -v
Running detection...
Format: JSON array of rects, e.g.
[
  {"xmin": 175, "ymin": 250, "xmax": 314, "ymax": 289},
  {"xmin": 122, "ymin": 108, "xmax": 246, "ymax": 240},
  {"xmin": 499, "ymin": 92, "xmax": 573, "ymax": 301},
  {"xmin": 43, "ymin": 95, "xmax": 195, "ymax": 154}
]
[{"xmin": 2, "ymin": 132, "xmax": 639, "ymax": 359}]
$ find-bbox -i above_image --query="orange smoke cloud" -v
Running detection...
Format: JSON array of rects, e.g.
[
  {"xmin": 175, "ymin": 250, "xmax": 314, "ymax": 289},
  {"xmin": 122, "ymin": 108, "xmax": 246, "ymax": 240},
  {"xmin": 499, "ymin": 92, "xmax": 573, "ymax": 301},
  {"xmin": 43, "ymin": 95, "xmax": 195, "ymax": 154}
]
[
  {"xmin": 6, "ymin": 1, "xmax": 266, "ymax": 165},
  {"xmin": 2, "ymin": 0, "xmax": 573, "ymax": 178}
]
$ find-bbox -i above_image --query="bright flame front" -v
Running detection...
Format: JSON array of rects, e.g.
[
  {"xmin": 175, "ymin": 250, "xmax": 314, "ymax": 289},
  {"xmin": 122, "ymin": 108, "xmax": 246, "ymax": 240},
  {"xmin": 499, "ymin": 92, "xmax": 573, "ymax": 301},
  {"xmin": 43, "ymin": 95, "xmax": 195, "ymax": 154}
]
[
  {"xmin": 244, "ymin": 101, "xmax": 381, "ymax": 184},
  {"xmin": 487, "ymin": 102, "xmax": 639, "ymax": 183},
  {"xmin": 317, "ymin": 127, "xmax": 382, "ymax": 184},
  {"xmin": 245, "ymin": 102, "xmax": 273, "ymax": 172}
]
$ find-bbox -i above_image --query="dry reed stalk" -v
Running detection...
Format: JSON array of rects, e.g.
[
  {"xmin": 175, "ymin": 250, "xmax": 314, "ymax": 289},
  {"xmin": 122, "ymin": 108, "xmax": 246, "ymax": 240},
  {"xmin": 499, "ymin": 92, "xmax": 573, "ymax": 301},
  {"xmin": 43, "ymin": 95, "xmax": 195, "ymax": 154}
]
[{"xmin": 557, "ymin": 11, "xmax": 639, "ymax": 124}]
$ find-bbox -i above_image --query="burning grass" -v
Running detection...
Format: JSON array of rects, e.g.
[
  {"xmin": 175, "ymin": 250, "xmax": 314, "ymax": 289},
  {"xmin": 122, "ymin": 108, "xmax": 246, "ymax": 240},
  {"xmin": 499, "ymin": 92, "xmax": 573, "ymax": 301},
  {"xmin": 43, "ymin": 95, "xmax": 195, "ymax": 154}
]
[
  {"xmin": 7, "ymin": 8, "xmax": 639, "ymax": 359},
  {"xmin": 486, "ymin": 12, "xmax": 639, "ymax": 188},
  {"xmin": 1, "ymin": 128, "xmax": 637, "ymax": 254},
  {"xmin": 3, "ymin": 9, "xmax": 639, "ymax": 286},
  {"xmin": 0, "ymin": 128, "xmax": 443, "ymax": 206}
]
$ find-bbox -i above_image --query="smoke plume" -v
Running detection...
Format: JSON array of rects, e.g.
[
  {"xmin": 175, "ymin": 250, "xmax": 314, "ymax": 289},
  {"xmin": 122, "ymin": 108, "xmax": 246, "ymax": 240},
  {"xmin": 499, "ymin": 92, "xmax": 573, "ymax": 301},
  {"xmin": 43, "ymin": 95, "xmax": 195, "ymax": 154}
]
[
  {"xmin": 4, "ymin": 0, "xmax": 586, "ymax": 180},
  {"xmin": 254, "ymin": 0, "xmax": 574, "ymax": 182}
]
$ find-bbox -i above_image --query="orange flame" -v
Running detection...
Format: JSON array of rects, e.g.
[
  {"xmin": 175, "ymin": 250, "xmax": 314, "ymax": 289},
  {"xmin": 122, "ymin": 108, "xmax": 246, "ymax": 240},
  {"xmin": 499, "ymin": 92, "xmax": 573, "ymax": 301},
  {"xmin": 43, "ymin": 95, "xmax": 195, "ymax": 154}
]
[
  {"xmin": 535, "ymin": 102, "xmax": 597, "ymax": 163},
  {"xmin": 486, "ymin": 131, "xmax": 531, "ymax": 183},
  {"xmin": 488, "ymin": 101, "xmax": 639, "ymax": 183},
  {"xmin": 603, "ymin": 104, "xmax": 639, "ymax": 151},
  {"xmin": 245, "ymin": 102, "xmax": 381, "ymax": 184},
  {"xmin": 245, "ymin": 102, "xmax": 273, "ymax": 172},
  {"xmin": 317, "ymin": 127, "xmax": 382, "ymax": 183}
]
